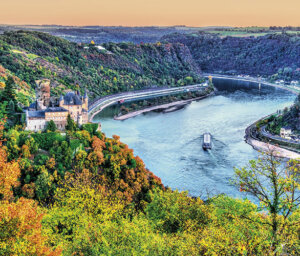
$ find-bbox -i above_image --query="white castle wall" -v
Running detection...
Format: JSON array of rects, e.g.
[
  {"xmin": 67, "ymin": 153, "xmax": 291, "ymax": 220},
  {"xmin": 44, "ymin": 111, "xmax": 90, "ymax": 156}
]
[{"xmin": 26, "ymin": 119, "xmax": 47, "ymax": 132}]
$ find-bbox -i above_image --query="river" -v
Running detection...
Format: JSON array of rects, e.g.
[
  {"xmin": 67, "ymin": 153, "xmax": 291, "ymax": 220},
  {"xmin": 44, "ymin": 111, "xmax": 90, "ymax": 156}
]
[{"xmin": 93, "ymin": 79, "xmax": 296, "ymax": 198}]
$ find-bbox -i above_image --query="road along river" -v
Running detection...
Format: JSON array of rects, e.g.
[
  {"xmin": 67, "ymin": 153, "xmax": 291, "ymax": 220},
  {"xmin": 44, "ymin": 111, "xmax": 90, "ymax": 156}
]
[{"xmin": 93, "ymin": 79, "xmax": 296, "ymax": 198}]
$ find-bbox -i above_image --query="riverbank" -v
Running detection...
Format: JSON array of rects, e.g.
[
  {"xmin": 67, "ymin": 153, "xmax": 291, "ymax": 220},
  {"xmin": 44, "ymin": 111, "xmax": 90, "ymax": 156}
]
[
  {"xmin": 204, "ymin": 74, "xmax": 300, "ymax": 95},
  {"xmin": 246, "ymin": 136, "xmax": 300, "ymax": 159},
  {"xmin": 114, "ymin": 93, "xmax": 213, "ymax": 121},
  {"xmin": 245, "ymin": 121, "xmax": 300, "ymax": 159}
]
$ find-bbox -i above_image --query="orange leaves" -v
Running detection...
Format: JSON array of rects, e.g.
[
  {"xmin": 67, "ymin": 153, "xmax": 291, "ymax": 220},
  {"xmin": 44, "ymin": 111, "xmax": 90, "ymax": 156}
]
[
  {"xmin": 112, "ymin": 135, "xmax": 120, "ymax": 142},
  {"xmin": 92, "ymin": 136, "xmax": 105, "ymax": 151},
  {"xmin": 0, "ymin": 120, "xmax": 20, "ymax": 200},
  {"xmin": 0, "ymin": 146, "xmax": 20, "ymax": 201},
  {"xmin": 46, "ymin": 158, "xmax": 56, "ymax": 170},
  {"xmin": 86, "ymin": 136, "xmax": 106, "ymax": 171},
  {"xmin": 0, "ymin": 198, "xmax": 61, "ymax": 255}
]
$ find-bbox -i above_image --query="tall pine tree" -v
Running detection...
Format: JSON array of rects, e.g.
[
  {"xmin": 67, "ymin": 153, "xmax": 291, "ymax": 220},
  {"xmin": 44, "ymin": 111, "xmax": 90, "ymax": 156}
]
[
  {"xmin": 2, "ymin": 76, "xmax": 17, "ymax": 105},
  {"xmin": 65, "ymin": 114, "xmax": 77, "ymax": 132}
]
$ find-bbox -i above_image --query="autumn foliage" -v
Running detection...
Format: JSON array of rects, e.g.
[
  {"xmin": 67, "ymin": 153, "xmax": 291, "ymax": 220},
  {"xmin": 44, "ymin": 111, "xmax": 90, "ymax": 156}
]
[
  {"xmin": 0, "ymin": 120, "xmax": 20, "ymax": 200},
  {"xmin": 0, "ymin": 117, "xmax": 299, "ymax": 255},
  {"xmin": 0, "ymin": 198, "xmax": 61, "ymax": 256},
  {"xmin": 0, "ymin": 121, "xmax": 61, "ymax": 255}
]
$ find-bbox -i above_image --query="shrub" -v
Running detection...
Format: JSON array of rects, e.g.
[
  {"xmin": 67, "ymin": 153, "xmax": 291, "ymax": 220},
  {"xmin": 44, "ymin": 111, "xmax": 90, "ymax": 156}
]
[
  {"xmin": 82, "ymin": 123, "xmax": 98, "ymax": 135},
  {"xmin": 32, "ymin": 132, "xmax": 64, "ymax": 150}
]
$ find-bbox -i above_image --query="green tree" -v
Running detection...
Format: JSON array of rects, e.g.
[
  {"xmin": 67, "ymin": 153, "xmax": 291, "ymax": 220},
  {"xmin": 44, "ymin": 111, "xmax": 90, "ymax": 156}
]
[
  {"xmin": 184, "ymin": 76, "xmax": 193, "ymax": 85},
  {"xmin": 8, "ymin": 100, "xmax": 15, "ymax": 115},
  {"xmin": 233, "ymin": 151, "xmax": 300, "ymax": 255},
  {"xmin": 46, "ymin": 120, "xmax": 57, "ymax": 132},
  {"xmin": 35, "ymin": 166, "xmax": 54, "ymax": 202},
  {"xmin": 0, "ymin": 102, "xmax": 7, "ymax": 120},
  {"xmin": 1, "ymin": 76, "xmax": 16, "ymax": 105},
  {"xmin": 65, "ymin": 114, "xmax": 77, "ymax": 132}
]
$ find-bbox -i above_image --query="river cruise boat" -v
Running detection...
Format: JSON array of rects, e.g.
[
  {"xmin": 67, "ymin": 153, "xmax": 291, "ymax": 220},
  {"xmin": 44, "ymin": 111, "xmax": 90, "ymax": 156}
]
[{"xmin": 202, "ymin": 133, "xmax": 212, "ymax": 150}]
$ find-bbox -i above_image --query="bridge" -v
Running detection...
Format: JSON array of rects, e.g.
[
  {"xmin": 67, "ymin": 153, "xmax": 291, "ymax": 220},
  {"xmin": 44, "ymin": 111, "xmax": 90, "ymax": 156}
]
[
  {"xmin": 203, "ymin": 73, "xmax": 300, "ymax": 95},
  {"xmin": 88, "ymin": 84, "xmax": 207, "ymax": 121}
]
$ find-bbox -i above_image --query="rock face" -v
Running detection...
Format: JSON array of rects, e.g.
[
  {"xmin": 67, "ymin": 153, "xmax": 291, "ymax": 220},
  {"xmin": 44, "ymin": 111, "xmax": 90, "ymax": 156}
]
[{"xmin": 35, "ymin": 79, "xmax": 50, "ymax": 110}]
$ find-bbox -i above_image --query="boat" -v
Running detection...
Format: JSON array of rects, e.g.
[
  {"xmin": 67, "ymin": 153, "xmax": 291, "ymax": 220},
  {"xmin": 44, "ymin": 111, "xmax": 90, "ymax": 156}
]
[{"xmin": 202, "ymin": 133, "xmax": 212, "ymax": 150}]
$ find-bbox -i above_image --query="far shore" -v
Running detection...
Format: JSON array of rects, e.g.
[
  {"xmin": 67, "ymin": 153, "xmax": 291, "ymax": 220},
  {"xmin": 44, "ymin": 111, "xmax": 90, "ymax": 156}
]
[
  {"xmin": 114, "ymin": 93, "xmax": 213, "ymax": 121},
  {"xmin": 204, "ymin": 74, "xmax": 299, "ymax": 95}
]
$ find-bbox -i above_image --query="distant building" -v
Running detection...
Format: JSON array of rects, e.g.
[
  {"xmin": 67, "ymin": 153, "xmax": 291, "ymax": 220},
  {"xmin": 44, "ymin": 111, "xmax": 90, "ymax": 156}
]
[
  {"xmin": 275, "ymin": 80, "xmax": 285, "ymax": 85},
  {"xmin": 95, "ymin": 45, "xmax": 105, "ymax": 51},
  {"xmin": 280, "ymin": 126, "xmax": 292, "ymax": 139},
  {"xmin": 291, "ymin": 80, "xmax": 299, "ymax": 86},
  {"xmin": 24, "ymin": 80, "xmax": 89, "ymax": 131}
]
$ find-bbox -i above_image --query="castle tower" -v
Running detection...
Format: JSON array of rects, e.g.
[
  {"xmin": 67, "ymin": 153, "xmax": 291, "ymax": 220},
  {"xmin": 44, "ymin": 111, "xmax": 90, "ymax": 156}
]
[
  {"xmin": 82, "ymin": 90, "xmax": 88, "ymax": 111},
  {"xmin": 36, "ymin": 79, "xmax": 51, "ymax": 110},
  {"xmin": 59, "ymin": 94, "xmax": 64, "ymax": 107}
]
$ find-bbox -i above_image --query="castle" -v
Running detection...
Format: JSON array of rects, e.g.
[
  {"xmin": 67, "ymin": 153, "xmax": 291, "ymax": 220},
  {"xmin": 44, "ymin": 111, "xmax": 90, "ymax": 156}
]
[{"xmin": 24, "ymin": 80, "xmax": 89, "ymax": 131}]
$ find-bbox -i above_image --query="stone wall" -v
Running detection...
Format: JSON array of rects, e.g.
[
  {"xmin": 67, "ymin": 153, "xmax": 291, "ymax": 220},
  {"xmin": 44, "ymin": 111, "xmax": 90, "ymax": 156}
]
[{"xmin": 26, "ymin": 118, "xmax": 47, "ymax": 132}]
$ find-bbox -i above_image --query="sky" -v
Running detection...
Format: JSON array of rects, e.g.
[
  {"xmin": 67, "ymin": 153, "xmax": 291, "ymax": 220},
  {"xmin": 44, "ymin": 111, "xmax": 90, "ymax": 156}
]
[{"xmin": 0, "ymin": 0, "xmax": 299, "ymax": 27}]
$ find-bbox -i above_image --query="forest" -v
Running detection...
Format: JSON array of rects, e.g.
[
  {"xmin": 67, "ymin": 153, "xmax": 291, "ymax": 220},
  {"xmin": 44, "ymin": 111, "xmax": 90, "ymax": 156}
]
[
  {"xmin": 0, "ymin": 73, "xmax": 299, "ymax": 255},
  {"xmin": 0, "ymin": 30, "xmax": 202, "ymax": 105},
  {"xmin": 163, "ymin": 32, "xmax": 300, "ymax": 81}
]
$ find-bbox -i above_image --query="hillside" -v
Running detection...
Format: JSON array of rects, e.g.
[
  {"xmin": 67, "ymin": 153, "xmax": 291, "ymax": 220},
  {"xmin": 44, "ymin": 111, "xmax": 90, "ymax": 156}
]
[
  {"xmin": 0, "ymin": 31, "xmax": 202, "ymax": 104},
  {"xmin": 0, "ymin": 112, "xmax": 299, "ymax": 255},
  {"xmin": 0, "ymin": 29, "xmax": 299, "ymax": 255},
  {"xmin": 163, "ymin": 32, "xmax": 300, "ymax": 81}
]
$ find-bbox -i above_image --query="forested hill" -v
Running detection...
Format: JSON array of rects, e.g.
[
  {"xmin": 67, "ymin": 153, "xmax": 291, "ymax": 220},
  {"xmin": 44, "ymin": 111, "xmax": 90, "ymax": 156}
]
[
  {"xmin": 0, "ymin": 31, "xmax": 202, "ymax": 105},
  {"xmin": 162, "ymin": 32, "xmax": 300, "ymax": 81}
]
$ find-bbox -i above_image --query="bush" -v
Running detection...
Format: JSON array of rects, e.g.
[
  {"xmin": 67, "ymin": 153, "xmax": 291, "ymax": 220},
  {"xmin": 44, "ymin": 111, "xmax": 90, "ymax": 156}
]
[
  {"xmin": 81, "ymin": 123, "xmax": 98, "ymax": 135},
  {"xmin": 69, "ymin": 139, "xmax": 81, "ymax": 151},
  {"xmin": 46, "ymin": 120, "xmax": 56, "ymax": 132},
  {"xmin": 32, "ymin": 132, "xmax": 64, "ymax": 150}
]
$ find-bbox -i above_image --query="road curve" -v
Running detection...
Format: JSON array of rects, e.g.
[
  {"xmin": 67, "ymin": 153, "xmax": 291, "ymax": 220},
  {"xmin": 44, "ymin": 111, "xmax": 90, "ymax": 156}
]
[{"xmin": 88, "ymin": 84, "xmax": 208, "ymax": 121}]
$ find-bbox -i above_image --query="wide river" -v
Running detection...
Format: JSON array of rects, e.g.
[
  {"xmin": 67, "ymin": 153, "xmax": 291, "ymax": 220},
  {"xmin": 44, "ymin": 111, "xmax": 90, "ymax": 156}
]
[{"xmin": 94, "ymin": 79, "xmax": 296, "ymax": 198}]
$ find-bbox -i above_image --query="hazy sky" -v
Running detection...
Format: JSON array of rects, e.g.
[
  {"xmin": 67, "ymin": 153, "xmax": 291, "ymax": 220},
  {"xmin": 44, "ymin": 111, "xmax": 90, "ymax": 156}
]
[{"xmin": 0, "ymin": 0, "xmax": 299, "ymax": 27}]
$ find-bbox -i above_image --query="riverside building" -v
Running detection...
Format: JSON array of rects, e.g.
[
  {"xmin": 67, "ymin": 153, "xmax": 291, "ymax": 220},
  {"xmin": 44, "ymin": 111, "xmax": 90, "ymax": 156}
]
[{"xmin": 24, "ymin": 80, "xmax": 89, "ymax": 131}]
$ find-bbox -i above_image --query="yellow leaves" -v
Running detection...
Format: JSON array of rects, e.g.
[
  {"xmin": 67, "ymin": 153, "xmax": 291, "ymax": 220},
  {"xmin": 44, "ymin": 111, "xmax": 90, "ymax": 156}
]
[
  {"xmin": 46, "ymin": 157, "xmax": 56, "ymax": 169},
  {"xmin": 0, "ymin": 147, "xmax": 20, "ymax": 200},
  {"xmin": 21, "ymin": 144, "xmax": 31, "ymax": 158},
  {"xmin": 53, "ymin": 171, "xmax": 125, "ymax": 224},
  {"xmin": 0, "ymin": 198, "xmax": 61, "ymax": 255}
]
